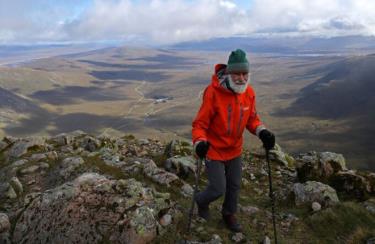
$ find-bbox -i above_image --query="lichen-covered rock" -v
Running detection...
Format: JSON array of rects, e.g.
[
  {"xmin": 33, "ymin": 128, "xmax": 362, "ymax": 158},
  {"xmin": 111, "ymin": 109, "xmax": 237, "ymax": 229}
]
[
  {"xmin": 0, "ymin": 213, "xmax": 10, "ymax": 233},
  {"xmin": 118, "ymin": 138, "xmax": 163, "ymax": 158},
  {"xmin": 50, "ymin": 131, "xmax": 87, "ymax": 147},
  {"xmin": 320, "ymin": 152, "xmax": 347, "ymax": 170},
  {"xmin": 24, "ymin": 192, "xmax": 42, "ymax": 205},
  {"xmin": 59, "ymin": 145, "xmax": 74, "ymax": 155},
  {"xmin": 312, "ymin": 202, "xmax": 321, "ymax": 212},
  {"xmin": 60, "ymin": 157, "xmax": 85, "ymax": 179},
  {"xmin": 39, "ymin": 162, "xmax": 50, "ymax": 170},
  {"xmin": 363, "ymin": 198, "xmax": 375, "ymax": 214},
  {"xmin": 97, "ymin": 130, "xmax": 119, "ymax": 141},
  {"xmin": 7, "ymin": 137, "xmax": 46, "ymax": 159},
  {"xmin": 180, "ymin": 234, "xmax": 223, "ymax": 244},
  {"xmin": 30, "ymin": 153, "xmax": 47, "ymax": 161},
  {"xmin": 5, "ymin": 131, "xmax": 375, "ymax": 243},
  {"xmin": 70, "ymin": 130, "xmax": 87, "ymax": 137},
  {"xmin": 0, "ymin": 182, "xmax": 10, "ymax": 200},
  {"xmin": 141, "ymin": 159, "xmax": 180, "ymax": 186},
  {"xmin": 0, "ymin": 140, "xmax": 8, "ymax": 151},
  {"xmin": 99, "ymin": 148, "xmax": 125, "ymax": 170},
  {"xmin": 165, "ymin": 156, "xmax": 196, "ymax": 178},
  {"xmin": 126, "ymin": 206, "xmax": 157, "ymax": 241},
  {"xmin": 239, "ymin": 205, "xmax": 259, "ymax": 216},
  {"xmin": 19, "ymin": 165, "xmax": 40, "ymax": 175},
  {"xmin": 28, "ymin": 151, "xmax": 58, "ymax": 162},
  {"xmin": 296, "ymin": 151, "xmax": 347, "ymax": 183},
  {"xmin": 159, "ymin": 214, "xmax": 172, "ymax": 227},
  {"xmin": 3, "ymin": 136, "xmax": 17, "ymax": 145},
  {"xmin": 263, "ymin": 236, "xmax": 271, "ymax": 244},
  {"xmin": 231, "ymin": 232, "xmax": 245, "ymax": 243},
  {"xmin": 269, "ymin": 144, "xmax": 295, "ymax": 167},
  {"xmin": 5, "ymin": 184, "xmax": 17, "ymax": 199},
  {"xmin": 164, "ymin": 139, "xmax": 192, "ymax": 157},
  {"xmin": 293, "ymin": 181, "xmax": 339, "ymax": 207},
  {"xmin": 81, "ymin": 136, "xmax": 101, "ymax": 152},
  {"xmin": 10, "ymin": 159, "xmax": 28, "ymax": 168},
  {"xmin": 279, "ymin": 213, "xmax": 298, "ymax": 230},
  {"xmin": 181, "ymin": 184, "xmax": 194, "ymax": 197},
  {"xmin": 242, "ymin": 178, "xmax": 250, "ymax": 187},
  {"xmin": 12, "ymin": 173, "xmax": 173, "ymax": 244},
  {"xmin": 50, "ymin": 133, "xmax": 74, "ymax": 146},
  {"xmin": 9, "ymin": 177, "xmax": 23, "ymax": 196},
  {"xmin": 138, "ymin": 138, "xmax": 150, "ymax": 145},
  {"xmin": 330, "ymin": 170, "xmax": 371, "ymax": 200}
]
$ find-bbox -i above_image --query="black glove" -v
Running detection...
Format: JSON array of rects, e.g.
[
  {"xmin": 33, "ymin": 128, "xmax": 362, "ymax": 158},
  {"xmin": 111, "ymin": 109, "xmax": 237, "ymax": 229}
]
[
  {"xmin": 259, "ymin": 129, "xmax": 275, "ymax": 151},
  {"xmin": 195, "ymin": 141, "xmax": 210, "ymax": 159}
]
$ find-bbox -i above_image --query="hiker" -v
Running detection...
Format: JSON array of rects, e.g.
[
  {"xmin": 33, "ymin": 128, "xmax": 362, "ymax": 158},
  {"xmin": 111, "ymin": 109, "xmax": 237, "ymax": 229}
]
[{"xmin": 192, "ymin": 49, "xmax": 275, "ymax": 232}]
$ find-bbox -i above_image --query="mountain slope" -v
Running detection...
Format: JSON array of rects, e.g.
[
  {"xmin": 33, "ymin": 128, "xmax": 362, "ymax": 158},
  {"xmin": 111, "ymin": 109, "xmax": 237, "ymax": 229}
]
[
  {"xmin": 274, "ymin": 54, "xmax": 375, "ymax": 170},
  {"xmin": 287, "ymin": 54, "xmax": 375, "ymax": 120},
  {"xmin": 0, "ymin": 132, "xmax": 375, "ymax": 243},
  {"xmin": 0, "ymin": 87, "xmax": 43, "ymax": 113}
]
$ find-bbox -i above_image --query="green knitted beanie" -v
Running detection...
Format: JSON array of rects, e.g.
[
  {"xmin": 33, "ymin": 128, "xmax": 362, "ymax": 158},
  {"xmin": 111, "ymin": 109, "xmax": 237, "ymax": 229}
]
[{"xmin": 227, "ymin": 49, "xmax": 249, "ymax": 73}]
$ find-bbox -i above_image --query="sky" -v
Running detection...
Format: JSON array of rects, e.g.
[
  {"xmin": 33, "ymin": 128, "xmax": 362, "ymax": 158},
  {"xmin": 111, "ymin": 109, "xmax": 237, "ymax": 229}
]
[{"xmin": 0, "ymin": 0, "xmax": 375, "ymax": 45}]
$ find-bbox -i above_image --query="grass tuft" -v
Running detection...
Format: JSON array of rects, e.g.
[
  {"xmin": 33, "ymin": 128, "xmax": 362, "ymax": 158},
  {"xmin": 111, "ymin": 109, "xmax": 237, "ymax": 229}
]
[{"xmin": 307, "ymin": 201, "xmax": 375, "ymax": 243}]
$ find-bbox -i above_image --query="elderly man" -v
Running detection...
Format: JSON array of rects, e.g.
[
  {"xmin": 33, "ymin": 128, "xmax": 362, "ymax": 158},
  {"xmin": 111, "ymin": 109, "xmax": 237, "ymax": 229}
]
[{"xmin": 192, "ymin": 49, "xmax": 275, "ymax": 232}]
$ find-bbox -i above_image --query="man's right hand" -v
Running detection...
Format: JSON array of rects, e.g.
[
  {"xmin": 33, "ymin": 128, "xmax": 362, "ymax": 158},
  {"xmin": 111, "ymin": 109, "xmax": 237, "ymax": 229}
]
[
  {"xmin": 195, "ymin": 141, "xmax": 210, "ymax": 159},
  {"xmin": 259, "ymin": 129, "xmax": 275, "ymax": 151}
]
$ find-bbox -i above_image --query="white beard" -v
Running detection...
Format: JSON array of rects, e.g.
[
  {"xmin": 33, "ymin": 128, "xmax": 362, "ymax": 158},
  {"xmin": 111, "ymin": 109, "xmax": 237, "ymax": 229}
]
[{"xmin": 228, "ymin": 75, "xmax": 249, "ymax": 94}]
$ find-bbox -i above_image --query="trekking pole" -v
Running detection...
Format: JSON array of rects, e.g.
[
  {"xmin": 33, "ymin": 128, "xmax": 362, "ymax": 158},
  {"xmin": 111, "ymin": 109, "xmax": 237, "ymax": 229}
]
[
  {"xmin": 186, "ymin": 157, "xmax": 203, "ymax": 234},
  {"xmin": 266, "ymin": 149, "xmax": 278, "ymax": 244}
]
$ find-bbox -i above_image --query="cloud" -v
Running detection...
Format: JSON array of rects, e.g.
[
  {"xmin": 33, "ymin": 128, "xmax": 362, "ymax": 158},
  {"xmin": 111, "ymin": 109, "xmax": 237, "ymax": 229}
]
[
  {"xmin": 248, "ymin": 0, "xmax": 375, "ymax": 37},
  {"xmin": 0, "ymin": 0, "xmax": 82, "ymax": 43},
  {"xmin": 63, "ymin": 0, "xmax": 250, "ymax": 44},
  {"xmin": 1, "ymin": 0, "xmax": 375, "ymax": 44}
]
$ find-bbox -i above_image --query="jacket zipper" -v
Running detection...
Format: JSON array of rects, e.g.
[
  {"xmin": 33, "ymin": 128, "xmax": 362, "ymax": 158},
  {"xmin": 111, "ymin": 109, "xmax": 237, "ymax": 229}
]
[
  {"xmin": 227, "ymin": 104, "xmax": 232, "ymax": 135},
  {"xmin": 237, "ymin": 104, "xmax": 243, "ymax": 137}
]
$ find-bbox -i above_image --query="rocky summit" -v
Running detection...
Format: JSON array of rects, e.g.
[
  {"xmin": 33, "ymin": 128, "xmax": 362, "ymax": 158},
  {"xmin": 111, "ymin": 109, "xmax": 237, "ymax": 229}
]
[{"xmin": 0, "ymin": 131, "xmax": 375, "ymax": 243}]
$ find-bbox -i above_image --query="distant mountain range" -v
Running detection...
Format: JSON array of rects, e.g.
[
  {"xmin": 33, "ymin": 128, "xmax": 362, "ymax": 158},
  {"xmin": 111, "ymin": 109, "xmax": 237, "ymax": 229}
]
[
  {"xmin": 171, "ymin": 35, "xmax": 375, "ymax": 54},
  {"xmin": 0, "ymin": 43, "xmax": 116, "ymax": 66},
  {"xmin": 3, "ymin": 36, "xmax": 375, "ymax": 66}
]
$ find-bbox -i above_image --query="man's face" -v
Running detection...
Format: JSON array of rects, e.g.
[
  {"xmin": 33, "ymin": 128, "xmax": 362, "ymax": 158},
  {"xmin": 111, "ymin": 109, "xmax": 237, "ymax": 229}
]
[
  {"xmin": 227, "ymin": 71, "xmax": 250, "ymax": 94},
  {"xmin": 229, "ymin": 72, "xmax": 249, "ymax": 84}
]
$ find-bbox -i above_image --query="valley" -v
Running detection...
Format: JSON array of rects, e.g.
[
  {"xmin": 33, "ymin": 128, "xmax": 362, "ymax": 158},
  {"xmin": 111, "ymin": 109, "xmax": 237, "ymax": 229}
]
[{"xmin": 0, "ymin": 46, "xmax": 374, "ymax": 170}]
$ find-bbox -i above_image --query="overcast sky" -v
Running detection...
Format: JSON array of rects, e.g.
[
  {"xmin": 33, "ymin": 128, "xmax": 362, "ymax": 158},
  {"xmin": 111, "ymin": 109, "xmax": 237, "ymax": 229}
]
[{"xmin": 0, "ymin": 0, "xmax": 374, "ymax": 45}]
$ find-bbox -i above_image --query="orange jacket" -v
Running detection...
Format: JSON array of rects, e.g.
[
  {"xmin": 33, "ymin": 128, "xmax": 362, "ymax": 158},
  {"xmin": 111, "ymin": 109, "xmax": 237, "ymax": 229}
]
[{"xmin": 192, "ymin": 64, "xmax": 264, "ymax": 161}]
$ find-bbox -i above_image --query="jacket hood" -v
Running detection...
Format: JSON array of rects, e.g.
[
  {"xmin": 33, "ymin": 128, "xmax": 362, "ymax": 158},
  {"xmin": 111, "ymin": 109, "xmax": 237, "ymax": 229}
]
[
  {"xmin": 214, "ymin": 63, "xmax": 227, "ymax": 75},
  {"xmin": 211, "ymin": 64, "xmax": 230, "ymax": 92},
  {"xmin": 211, "ymin": 63, "xmax": 253, "ymax": 95}
]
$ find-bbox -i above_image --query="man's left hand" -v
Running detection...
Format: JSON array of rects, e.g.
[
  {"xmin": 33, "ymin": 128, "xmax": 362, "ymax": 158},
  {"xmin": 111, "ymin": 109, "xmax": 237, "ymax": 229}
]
[{"xmin": 259, "ymin": 129, "xmax": 275, "ymax": 150}]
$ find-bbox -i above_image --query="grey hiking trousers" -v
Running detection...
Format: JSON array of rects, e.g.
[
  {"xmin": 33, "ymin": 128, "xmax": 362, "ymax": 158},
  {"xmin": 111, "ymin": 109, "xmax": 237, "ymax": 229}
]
[{"xmin": 195, "ymin": 156, "xmax": 242, "ymax": 215}]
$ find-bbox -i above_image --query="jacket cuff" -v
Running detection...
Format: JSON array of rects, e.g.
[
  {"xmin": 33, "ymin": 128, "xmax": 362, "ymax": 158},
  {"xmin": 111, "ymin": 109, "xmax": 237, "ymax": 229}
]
[
  {"xmin": 193, "ymin": 139, "xmax": 206, "ymax": 152},
  {"xmin": 256, "ymin": 125, "xmax": 266, "ymax": 137}
]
